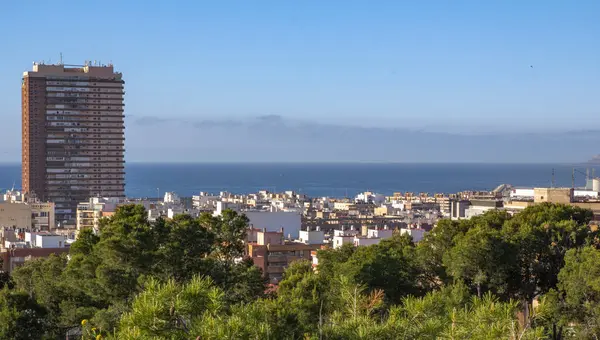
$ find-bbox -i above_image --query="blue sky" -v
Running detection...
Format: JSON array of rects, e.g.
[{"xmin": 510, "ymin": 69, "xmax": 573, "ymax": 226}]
[{"xmin": 0, "ymin": 1, "xmax": 599, "ymax": 162}]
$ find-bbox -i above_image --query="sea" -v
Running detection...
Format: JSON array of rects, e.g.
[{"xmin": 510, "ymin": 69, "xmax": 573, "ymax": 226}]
[{"xmin": 0, "ymin": 163, "xmax": 597, "ymax": 198}]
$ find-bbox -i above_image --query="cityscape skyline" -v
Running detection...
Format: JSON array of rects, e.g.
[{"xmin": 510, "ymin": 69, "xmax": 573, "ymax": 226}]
[{"xmin": 1, "ymin": 1, "xmax": 599, "ymax": 162}]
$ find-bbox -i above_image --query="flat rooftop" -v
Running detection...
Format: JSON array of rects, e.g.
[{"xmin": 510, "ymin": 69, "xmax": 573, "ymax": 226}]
[{"xmin": 24, "ymin": 61, "xmax": 121, "ymax": 79}]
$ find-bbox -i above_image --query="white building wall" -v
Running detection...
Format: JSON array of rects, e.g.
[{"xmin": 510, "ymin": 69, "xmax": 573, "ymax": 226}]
[
  {"xmin": 243, "ymin": 211, "xmax": 302, "ymax": 239},
  {"xmin": 333, "ymin": 235, "xmax": 354, "ymax": 249},
  {"xmin": 574, "ymin": 190, "xmax": 599, "ymax": 198},
  {"xmin": 510, "ymin": 188, "xmax": 535, "ymax": 199},
  {"xmin": 35, "ymin": 234, "xmax": 64, "ymax": 248},
  {"xmin": 163, "ymin": 192, "xmax": 181, "ymax": 204},
  {"xmin": 299, "ymin": 230, "xmax": 325, "ymax": 244},
  {"xmin": 214, "ymin": 201, "xmax": 242, "ymax": 215},
  {"xmin": 25, "ymin": 232, "xmax": 36, "ymax": 246},
  {"xmin": 464, "ymin": 206, "xmax": 495, "ymax": 219},
  {"xmin": 334, "ymin": 229, "xmax": 359, "ymax": 237},
  {"xmin": 367, "ymin": 229, "xmax": 393, "ymax": 239},
  {"xmin": 354, "ymin": 237, "xmax": 381, "ymax": 247},
  {"xmin": 167, "ymin": 208, "xmax": 184, "ymax": 219},
  {"xmin": 400, "ymin": 228, "xmax": 427, "ymax": 242}
]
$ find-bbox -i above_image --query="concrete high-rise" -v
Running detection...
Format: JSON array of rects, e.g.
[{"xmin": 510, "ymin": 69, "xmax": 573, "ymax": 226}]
[{"xmin": 22, "ymin": 61, "xmax": 125, "ymax": 225}]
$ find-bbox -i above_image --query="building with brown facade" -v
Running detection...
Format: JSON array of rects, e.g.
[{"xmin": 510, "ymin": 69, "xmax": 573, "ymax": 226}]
[
  {"xmin": 248, "ymin": 229, "xmax": 323, "ymax": 284},
  {"xmin": 22, "ymin": 61, "xmax": 125, "ymax": 225}
]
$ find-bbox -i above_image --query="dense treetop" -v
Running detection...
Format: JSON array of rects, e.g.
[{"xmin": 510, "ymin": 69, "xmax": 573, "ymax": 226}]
[{"xmin": 1, "ymin": 202, "xmax": 599, "ymax": 339}]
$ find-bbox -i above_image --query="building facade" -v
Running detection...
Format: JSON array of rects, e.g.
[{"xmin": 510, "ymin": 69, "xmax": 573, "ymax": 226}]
[
  {"xmin": 22, "ymin": 61, "xmax": 125, "ymax": 225},
  {"xmin": 1, "ymin": 190, "xmax": 56, "ymax": 230},
  {"xmin": 248, "ymin": 229, "xmax": 322, "ymax": 284},
  {"xmin": 76, "ymin": 197, "xmax": 121, "ymax": 233}
]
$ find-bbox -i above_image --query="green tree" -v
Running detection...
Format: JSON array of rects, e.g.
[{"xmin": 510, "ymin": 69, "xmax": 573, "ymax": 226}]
[
  {"xmin": 555, "ymin": 246, "xmax": 600, "ymax": 338},
  {"xmin": 0, "ymin": 288, "xmax": 47, "ymax": 340},
  {"xmin": 503, "ymin": 204, "xmax": 596, "ymax": 325},
  {"xmin": 444, "ymin": 226, "xmax": 516, "ymax": 298},
  {"xmin": 11, "ymin": 254, "xmax": 75, "ymax": 336},
  {"xmin": 118, "ymin": 276, "xmax": 224, "ymax": 339},
  {"xmin": 201, "ymin": 209, "xmax": 249, "ymax": 261},
  {"xmin": 276, "ymin": 260, "xmax": 328, "ymax": 335},
  {"xmin": 414, "ymin": 218, "xmax": 470, "ymax": 289},
  {"xmin": 152, "ymin": 214, "xmax": 214, "ymax": 282},
  {"xmin": 315, "ymin": 243, "xmax": 356, "ymax": 279},
  {"xmin": 339, "ymin": 234, "xmax": 422, "ymax": 304},
  {"xmin": 193, "ymin": 298, "xmax": 277, "ymax": 340}
]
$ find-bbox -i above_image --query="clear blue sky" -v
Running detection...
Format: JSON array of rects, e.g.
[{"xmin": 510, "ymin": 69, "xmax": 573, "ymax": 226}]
[{"xmin": 0, "ymin": 1, "xmax": 599, "ymax": 162}]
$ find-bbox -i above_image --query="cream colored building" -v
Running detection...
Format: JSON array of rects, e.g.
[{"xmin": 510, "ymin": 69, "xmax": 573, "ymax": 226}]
[
  {"xmin": 2, "ymin": 190, "xmax": 56, "ymax": 230},
  {"xmin": 534, "ymin": 188, "xmax": 573, "ymax": 204},
  {"xmin": 0, "ymin": 203, "xmax": 32, "ymax": 229},
  {"xmin": 29, "ymin": 202, "xmax": 55, "ymax": 230},
  {"xmin": 333, "ymin": 202, "xmax": 353, "ymax": 211},
  {"xmin": 76, "ymin": 197, "xmax": 121, "ymax": 233}
]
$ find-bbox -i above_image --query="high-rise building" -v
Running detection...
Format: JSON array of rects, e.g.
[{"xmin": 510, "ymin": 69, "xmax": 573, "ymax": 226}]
[{"xmin": 22, "ymin": 61, "xmax": 125, "ymax": 225}]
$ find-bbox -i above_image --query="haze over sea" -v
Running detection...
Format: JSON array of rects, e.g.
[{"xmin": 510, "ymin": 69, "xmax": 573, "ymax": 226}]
[{"xmin": 0, "ymin": 163, "xmax": 596, "ymax": 199}]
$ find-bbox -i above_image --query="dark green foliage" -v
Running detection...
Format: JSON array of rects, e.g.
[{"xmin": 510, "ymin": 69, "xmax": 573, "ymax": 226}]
[
  {"xmin": 0, "ymin": 288, "xmax": 47, "ymax": 340},
  {"xmin": 443, "ymin": 225, "xmax": 516, "ymax": 298},
  {"xmin": 3, "ymin": 202, "xmax": 600, "ymax": 338},
  {"xmin": 8, "ymin": 205, "xmax": 264, "ymax": 338}
]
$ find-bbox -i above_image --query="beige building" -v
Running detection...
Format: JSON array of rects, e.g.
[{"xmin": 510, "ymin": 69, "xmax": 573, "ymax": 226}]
[
  {"xmin": 507, "ymin": 188, "xmax": 600, "ymax": 220},
  {"xmin": 333, "ymin": 202, "xmax": 354, "ymax": 211},
  {"xmin": 22, "ymin": 61, "xmax": 125, "ymax": 226},
  {"xmin": 0, "ymin": 203, "xmax": 32, "ymax": 229},
  {"xmin": 29, "ymin": 202, "xmax": 55, "ymax": 230},
  {"xmin": 534, "ymin": 188, "xmax": 573, "ymax": 204},
  {"xmin": 0, "ymin": 202, "xmax": 56, "ymax": 231},
  {"xmin": 76, "ymin": 197, "xmax": 121, "ymax": 233},
  {"xmin": 2, "ymin": 190, "xmax": 55, "ymax": 230}
]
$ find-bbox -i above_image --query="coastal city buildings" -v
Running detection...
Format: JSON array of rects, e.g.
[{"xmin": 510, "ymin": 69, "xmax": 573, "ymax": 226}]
[
  {"xmin": 76, "ymin": 197, "xmax": 122, "ymax": 233},
  {"xmin": 22, "ymin": 61, "xmax": 125, "ymax": 226},
  {"xmin": 0, "ymin": 190, "xmax": 55, "ymax": 230},
  {"xmin": 0, "ymin": 227, "xmax": 70, "ymax": 272}
]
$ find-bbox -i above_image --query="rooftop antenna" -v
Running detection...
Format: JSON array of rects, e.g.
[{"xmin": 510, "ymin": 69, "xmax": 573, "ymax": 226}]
[
  {"xmin": 551, "ymin": 168, "xmax": 556, "ymax": 188},
  {"xmin": 59, "ymin": 52, "xmax": 63, "ymax": 65},
  {"xmin": 572, "ymin": 168, "xmax": 575, "ymax": 189}
]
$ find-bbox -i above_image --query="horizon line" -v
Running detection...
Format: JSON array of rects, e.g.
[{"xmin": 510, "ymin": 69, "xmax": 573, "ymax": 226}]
[{"xmin": 0, "ymin": 161, "xmax": 595, "ymax": 166}]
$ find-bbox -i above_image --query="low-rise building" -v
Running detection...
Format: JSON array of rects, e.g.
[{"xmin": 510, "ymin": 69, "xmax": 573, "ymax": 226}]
[
  {"xmin": 332, "ymin": 227, "xmax": 360, "ymax": 249},
  {"xmin": 35, "ymin": 233, "xmax": 67, "ymax": 248},
  {"xmin": 464, "ymin": 199, "xmax": 503, "ymax": 219},
  {"xmin": 534, "ymin": 188, "xmax": 573, "ymax": 204},
  {"xmin": 450, "ymin": 200, "xmax": 471, "ymax": 220},
  {"xmin": 0, "ymin": 203, "xmax": 32, "ymax": 229},
  {"xmin": 0, "ymin": 228, "xmax": 70, "ymax": 272},
  {"xmin": 367, "ymin": 226, "xmax": 393, "ymax": 239},
  {"xmin": 1, "ymin": 247, "xmax": 70, "ymax": 272},
  {"xmin": 298, "ymin": 227, "xmax": 325, "ymax": 245},
  {"xmin": 2, "ymin": 190, "xmax": 56, "ymax": 230},
  {"xmin": 353, "ymin": 236, "xmax": 382, "ymax": 247},
  {"xmin": 29, "ymin": 202, "xmax": 55, "ymax": 230},
  {"xmin": 192, "ymin": 192, "xmax": 220, "ymax": 209},
  {"xmin": 244, "ymin": 210, "xmax": 302, "ymax": 239},
  {"xmin": 400, "ymin": 228, "xmax": 427, "ymax": 242},
  {"xmin": 248, "ymin": 229, "xmax": 322, "ymax": 284}
]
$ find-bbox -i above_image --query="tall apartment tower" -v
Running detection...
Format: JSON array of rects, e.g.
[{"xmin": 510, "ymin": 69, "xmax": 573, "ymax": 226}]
[{"xmin": 22, "ymin": 61, "xmax": 125, "ymax": 225}]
